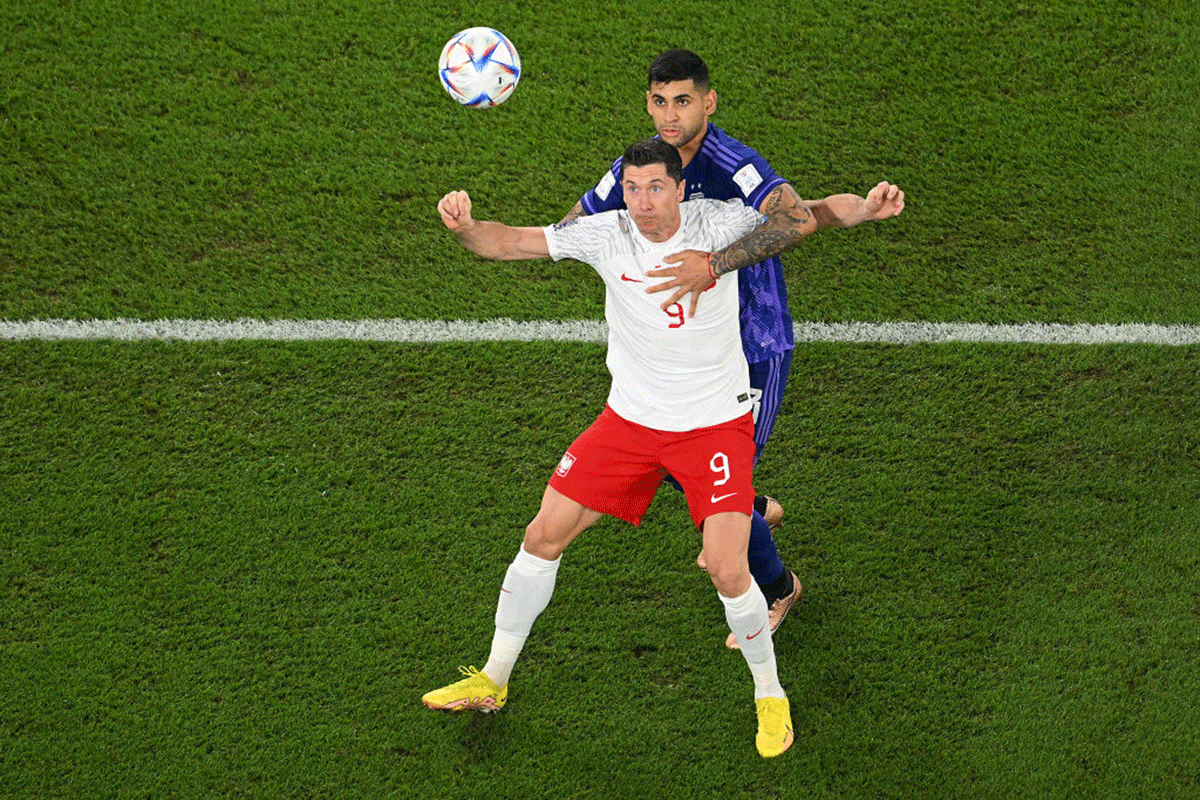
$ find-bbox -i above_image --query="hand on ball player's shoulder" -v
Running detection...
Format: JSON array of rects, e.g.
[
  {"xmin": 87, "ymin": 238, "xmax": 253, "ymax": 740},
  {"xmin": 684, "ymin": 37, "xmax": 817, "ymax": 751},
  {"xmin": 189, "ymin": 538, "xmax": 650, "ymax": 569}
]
[{"xmin": 437, "ymin": 190, "xmax": 473, "ymax": 229}]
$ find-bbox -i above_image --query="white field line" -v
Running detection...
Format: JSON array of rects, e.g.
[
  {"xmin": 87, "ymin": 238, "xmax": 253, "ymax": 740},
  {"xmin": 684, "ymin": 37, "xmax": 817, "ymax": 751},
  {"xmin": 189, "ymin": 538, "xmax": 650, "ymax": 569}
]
[{"xmin": 2, "ymin": 318, "xmax": 1200, "ymax": 345}]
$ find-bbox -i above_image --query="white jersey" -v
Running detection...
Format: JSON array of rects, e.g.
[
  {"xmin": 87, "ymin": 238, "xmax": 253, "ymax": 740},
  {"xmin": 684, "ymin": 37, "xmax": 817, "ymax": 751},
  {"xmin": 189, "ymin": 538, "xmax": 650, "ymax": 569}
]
[{"xmin": 544, "ymin": 198, "xmax": 764, "ymax": 431}]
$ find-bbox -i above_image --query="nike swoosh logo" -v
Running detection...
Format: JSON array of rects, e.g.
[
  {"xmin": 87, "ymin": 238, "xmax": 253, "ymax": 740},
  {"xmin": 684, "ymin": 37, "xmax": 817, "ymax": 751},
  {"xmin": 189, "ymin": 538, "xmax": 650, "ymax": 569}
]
[
  {"xmin": 746, "ymin": 624, "xmax": 766, "ymax": 640},
  {"xmin": 620, "ymin": 273, "xmax": 643, "ymax": 283},
  {"xmin": 711, "ymin": 492, "xmax": 738, "ymax": 503}
]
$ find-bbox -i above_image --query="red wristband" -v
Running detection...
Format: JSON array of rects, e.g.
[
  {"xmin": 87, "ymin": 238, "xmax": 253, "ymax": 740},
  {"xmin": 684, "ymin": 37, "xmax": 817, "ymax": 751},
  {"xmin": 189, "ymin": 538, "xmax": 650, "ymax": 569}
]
[{"xmin": 707, "ymin": 253, "xmax": 719, "ymax": 279}]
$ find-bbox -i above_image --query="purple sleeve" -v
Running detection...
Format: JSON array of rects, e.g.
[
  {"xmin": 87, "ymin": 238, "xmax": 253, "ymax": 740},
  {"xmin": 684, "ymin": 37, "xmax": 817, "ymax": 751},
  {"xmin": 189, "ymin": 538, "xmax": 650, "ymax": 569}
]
[
  {"xmin": 578, "ymin": 157, "xmax": 625, "ymax": 215},
  {"xmin": 732, "ymin": 154, "xmax": 787, "ymax": 212}
]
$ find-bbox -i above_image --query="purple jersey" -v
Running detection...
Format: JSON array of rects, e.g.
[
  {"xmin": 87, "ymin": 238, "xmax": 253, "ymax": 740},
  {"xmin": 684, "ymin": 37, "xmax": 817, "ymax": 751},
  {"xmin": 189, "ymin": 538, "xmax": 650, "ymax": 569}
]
[{"xmin": 579, "ymin": 123, "xmax": 794, "ymax": 363}]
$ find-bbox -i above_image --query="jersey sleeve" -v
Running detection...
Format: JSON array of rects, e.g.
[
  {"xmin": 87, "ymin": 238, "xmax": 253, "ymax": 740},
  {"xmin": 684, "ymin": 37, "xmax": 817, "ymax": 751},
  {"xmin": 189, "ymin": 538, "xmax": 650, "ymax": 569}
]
[
  {"xmin": 578, "ymin": 157, "xmax": 626, "ymax": 215},
  {"xmin": 702, "ymin": 126, "xmax": 789, "ymax": 211},
  {"xmin": 709, "ymin": 199, "xmax": 767, "ymax": 250},
  {"xmin": 728, "ymin": 151, "xmax": 787, "ymax": 212},
  {"xmin": 542, "ymin": 215, "xmax": 610, "ymax": 263}
]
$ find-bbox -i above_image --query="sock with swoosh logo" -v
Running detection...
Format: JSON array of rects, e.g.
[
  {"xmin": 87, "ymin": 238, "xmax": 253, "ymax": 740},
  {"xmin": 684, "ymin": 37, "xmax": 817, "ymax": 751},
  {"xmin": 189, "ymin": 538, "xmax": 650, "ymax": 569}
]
[
  {"xmin": 719, "ymin": 583, "xmax": 785, "ymax": 699},
  {"xmin": 483, "ymin": 545, "xmax": 561, "ymax": 688}
]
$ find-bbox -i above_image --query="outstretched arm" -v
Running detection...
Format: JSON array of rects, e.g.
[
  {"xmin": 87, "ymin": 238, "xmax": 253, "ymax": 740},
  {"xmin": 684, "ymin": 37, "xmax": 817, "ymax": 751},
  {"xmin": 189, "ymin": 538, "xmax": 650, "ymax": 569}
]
[
  {"xmin": 646, "ymin": 181, "xmax": 904, "ymax": 315},
  {"xmin": 709, "ymin": 180, "xmax": 904, "ymax": 275},
  {"xmin": 643, "ymin": 182, "xmax": 815, "ymax": 316},
  {"xmin": 807, "ymin": 181, "xmax": 906, "ymax": 230},
  {"xmin": 709, "ymin": 183, "xmax": 819, "ymax": 277},
  {"xmin": 438, "ymin": 190, "xmax": 550, "ymax": 260}
]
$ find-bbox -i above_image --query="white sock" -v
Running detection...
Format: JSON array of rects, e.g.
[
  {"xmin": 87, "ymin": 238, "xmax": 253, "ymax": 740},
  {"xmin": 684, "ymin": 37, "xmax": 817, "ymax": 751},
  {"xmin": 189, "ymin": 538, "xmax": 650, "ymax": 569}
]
[
  {"xmin": 482, "ymin": 546, "xmax": 561, "ymax": 687},
  {"xmin": 719, "ymin": 583, "xmax": 785, "ymax": 699}
]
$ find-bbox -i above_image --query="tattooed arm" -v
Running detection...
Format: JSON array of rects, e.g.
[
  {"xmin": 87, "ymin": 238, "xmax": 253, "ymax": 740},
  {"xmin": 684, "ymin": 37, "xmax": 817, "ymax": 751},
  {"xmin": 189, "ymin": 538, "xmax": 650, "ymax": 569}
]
[
  {"xmin": 709, "ymin": 183, "xmax": 817, "ymax": 277},
  {"xmin": 711, "ymin": 181, "xmax": 905, "ymax": 274},
  {"xmin": 646, "ymin": 180, "xmax": 904, "ymax": 315},
  {"xmin": 642, "ymin": 182, "xmax": 816, "ymax": 316},
  {"xmin": 558, "ymin": 200, "xmax": 587, "ymax": 225}
]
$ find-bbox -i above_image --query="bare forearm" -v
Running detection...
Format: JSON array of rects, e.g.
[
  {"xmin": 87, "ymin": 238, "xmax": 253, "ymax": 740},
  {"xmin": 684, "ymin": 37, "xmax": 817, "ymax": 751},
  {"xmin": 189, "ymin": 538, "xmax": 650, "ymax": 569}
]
[
  {"xmin": 452, "ymin": 219, "xmax": 507, "ymax": 259},
  {"xmin": 709, "ymin": 184, "xmax": 895, "ymax": 275},
  {"xmin": 808, "ymin": 193, "xmax": 872, "ymax": 229},
  {"xmin": 710, "ymin": 184, "xmax": 817, "ymax": 276},
  {"xmin": 453, "ymin": 219, "xmax": 546, "ymax": 260}
]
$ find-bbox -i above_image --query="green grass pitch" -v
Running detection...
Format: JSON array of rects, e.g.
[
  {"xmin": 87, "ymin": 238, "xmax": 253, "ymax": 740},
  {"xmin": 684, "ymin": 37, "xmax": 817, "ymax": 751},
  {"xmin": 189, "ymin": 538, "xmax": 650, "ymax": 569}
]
[{"xmin": 2, "ymin": 0, "xmax": 1199, "ymax": 796}]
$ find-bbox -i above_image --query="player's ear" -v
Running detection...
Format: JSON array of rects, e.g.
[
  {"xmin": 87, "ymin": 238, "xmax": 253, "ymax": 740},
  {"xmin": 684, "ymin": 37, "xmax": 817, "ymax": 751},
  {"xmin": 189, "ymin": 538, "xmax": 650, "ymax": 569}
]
[
  {"xmin": 645, "ymin": 90, "xmax": 654, "ymax": 116},
  {"xmin": 675, "ymin": 178, "xmax": 686, "ymax": 202},
  {"xmin": 705, "ymin": 89, "xmax": 717, "ymax": 116}
]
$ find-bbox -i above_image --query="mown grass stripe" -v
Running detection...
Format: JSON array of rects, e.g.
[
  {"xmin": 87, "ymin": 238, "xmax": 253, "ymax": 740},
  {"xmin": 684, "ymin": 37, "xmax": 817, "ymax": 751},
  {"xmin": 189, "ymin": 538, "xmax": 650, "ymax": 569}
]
[{"xmin": 2, "ymin": 319, "xmax": 1199, "ymax": 345}]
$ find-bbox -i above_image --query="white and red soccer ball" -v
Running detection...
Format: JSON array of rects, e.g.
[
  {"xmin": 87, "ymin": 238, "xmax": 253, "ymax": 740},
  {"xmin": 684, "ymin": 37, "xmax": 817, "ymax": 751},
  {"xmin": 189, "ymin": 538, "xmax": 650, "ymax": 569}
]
[{"xmin": 437, "ymin": 28, "xmax": 521, "ymax": 108}]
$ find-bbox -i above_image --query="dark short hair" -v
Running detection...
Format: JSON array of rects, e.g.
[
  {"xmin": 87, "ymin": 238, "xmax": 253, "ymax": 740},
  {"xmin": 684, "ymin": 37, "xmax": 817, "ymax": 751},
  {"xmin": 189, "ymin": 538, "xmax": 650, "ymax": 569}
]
[
  {"xmin": 619, "ymin": 138, "xmax": 683, "ymax": 185},
  {"xmin": 648, "ymin": 49, "xmax": 710, "ymax": 91}
]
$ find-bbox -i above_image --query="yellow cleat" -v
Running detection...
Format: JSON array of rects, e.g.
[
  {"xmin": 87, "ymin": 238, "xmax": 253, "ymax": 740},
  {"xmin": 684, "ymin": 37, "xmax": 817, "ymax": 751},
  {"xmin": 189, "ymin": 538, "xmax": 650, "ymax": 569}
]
[
  {"xmin": 421, "ymin": 666, "xmax": 507, "ymax": 713},
  {"xmin": 755, "ymin": 696, "xmax": 794, "ymax": 758}
]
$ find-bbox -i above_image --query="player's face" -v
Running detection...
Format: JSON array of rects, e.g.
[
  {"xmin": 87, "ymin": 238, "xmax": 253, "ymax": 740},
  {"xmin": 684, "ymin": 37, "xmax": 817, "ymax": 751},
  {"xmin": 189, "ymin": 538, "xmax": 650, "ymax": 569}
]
[
  {"xmin": 622, "ymin": 163, "xmax": 685, "ymax": 242},
  {"xmin": 646, "ymin": 80, "xmax": 716, "ymax": 156}
]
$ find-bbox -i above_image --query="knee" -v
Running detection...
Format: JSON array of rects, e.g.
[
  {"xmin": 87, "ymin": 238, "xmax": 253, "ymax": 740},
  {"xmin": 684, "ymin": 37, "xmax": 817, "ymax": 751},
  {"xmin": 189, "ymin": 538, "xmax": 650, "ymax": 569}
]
[
  {"xmin": 706, "ymin": 555, "xmax": 752, "ymax": 598},
  {"xmin": 523, "ymin": 515, "xmax": 566, "ymax": 561}
]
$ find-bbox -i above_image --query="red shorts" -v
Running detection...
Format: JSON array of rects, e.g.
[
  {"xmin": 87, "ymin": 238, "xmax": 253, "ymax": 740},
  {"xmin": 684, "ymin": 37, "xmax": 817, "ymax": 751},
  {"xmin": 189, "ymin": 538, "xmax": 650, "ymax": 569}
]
[{"xmin": 548, "ymin": 406, "xmax": 756, "ymax": 528}]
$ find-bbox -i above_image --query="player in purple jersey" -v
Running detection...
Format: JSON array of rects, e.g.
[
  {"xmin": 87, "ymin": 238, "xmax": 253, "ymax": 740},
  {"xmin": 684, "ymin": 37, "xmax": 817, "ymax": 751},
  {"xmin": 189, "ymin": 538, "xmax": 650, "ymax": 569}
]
[{"xmin": 563, "ymin": 49, "xmax": 904, "ymax": 649}]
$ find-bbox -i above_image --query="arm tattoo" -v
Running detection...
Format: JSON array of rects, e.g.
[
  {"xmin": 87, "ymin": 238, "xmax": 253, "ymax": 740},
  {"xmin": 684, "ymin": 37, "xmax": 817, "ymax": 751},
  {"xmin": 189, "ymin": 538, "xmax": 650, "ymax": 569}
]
[
  {"xmin": 711, "ymin": 184, "xmax": 813, "ymax": 276},
  {"xmin": 558, "ymin": 201, "xmax": 587, "ymax": 225}
]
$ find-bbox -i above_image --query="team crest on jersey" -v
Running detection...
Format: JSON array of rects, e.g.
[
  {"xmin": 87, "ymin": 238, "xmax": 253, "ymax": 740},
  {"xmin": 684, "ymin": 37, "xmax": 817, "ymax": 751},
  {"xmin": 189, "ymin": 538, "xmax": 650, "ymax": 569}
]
[{"xmin": 556, "ymin": 451, "xmax": 577, "ymax": 478}]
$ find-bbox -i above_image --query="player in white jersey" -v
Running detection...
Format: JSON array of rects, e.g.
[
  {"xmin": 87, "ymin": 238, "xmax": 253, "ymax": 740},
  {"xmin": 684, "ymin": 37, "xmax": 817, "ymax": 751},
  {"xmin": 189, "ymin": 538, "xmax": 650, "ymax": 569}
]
[
  {"xmin": 546, "ymin": 195, "xmax": 760, "ymax": 431},
  {"xmin": 423, "ymin": 138, "xmax": 794, "ymax": 758}
]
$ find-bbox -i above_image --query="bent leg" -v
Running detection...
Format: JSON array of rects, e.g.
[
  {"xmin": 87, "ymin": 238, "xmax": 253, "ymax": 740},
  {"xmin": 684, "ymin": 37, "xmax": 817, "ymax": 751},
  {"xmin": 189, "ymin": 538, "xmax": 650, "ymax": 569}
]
[
  {"xmin": 747, "ymin": 509, "xmax": 785, "ymax": 587},
  {"xmin": 523, "ymin": 484, "xmax": 605, "ymax": 560},
  {"xmin": 704, "ymin": 512, "xmax": 785, "ymax": 700},
  {"xmin": 483, "ymin": 486, "xmax": 603, "ymax": 687},
  {"xmin": 701, "ymin": 511, "xmax": 754, "ymax": 598}
]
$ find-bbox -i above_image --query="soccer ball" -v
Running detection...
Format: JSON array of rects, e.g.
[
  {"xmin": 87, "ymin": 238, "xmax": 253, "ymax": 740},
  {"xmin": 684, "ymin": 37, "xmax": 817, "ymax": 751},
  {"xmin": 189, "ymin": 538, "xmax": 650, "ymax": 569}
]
[{"xmin": 437, "ymin": 28, "xmax": 521, "ymax": 108}]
